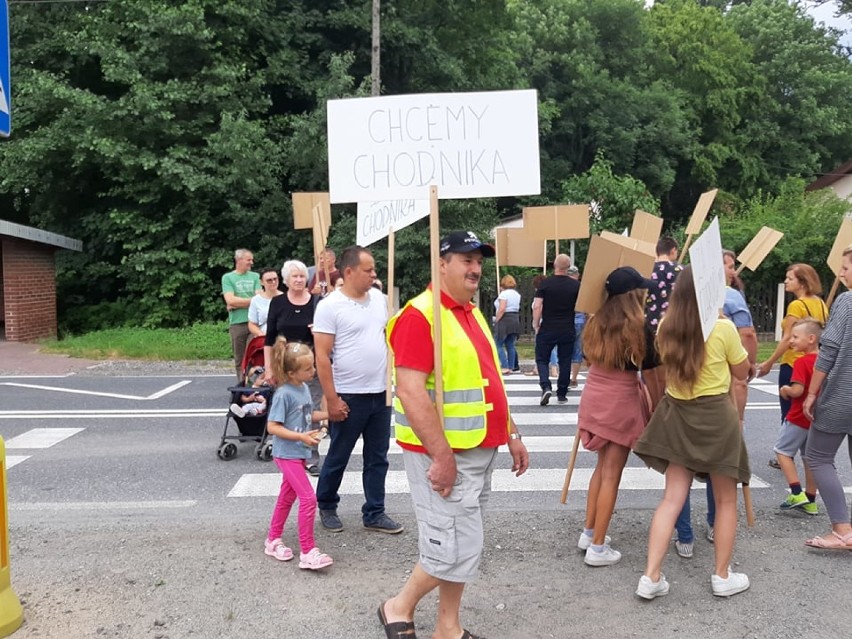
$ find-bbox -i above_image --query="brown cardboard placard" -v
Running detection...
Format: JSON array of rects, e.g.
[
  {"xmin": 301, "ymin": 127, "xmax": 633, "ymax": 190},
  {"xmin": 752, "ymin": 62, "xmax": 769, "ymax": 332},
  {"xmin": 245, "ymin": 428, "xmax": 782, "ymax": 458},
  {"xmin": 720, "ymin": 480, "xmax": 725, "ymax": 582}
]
[
  {"xmin": 292, "ymin": 192, "xmax": 331, "ymax": 230},
  {"xmin": 827, "ymin": 216, "xmax": 852, "ymax": 276},
  {"xmin": 737, "ymin": 226, "xmax": 784, "ymax": 272},
  {"xmin": 685, "ymin": 189, "xmax": 718, "ymax": 235},
  {"xmin": 495, "ymin": 227, "xmax": 545, "ymax": 267},
  {"xmin": 630, "ymin": 210, "xmax": 663, "ymax": 245},
  {"xmin": 576, "ymin": 235, "xmax": 656, "ymax": 315},
  {"xmin": 600, "ymin": 230, "xmax": 656, "ymax": 257},
  {"xmin": 311, "ymin": 203, "xmax": 330, "ymax": 266},
  {"xmin": 522, "ymin": 204, "xmax": 590, "ymax": 241}
]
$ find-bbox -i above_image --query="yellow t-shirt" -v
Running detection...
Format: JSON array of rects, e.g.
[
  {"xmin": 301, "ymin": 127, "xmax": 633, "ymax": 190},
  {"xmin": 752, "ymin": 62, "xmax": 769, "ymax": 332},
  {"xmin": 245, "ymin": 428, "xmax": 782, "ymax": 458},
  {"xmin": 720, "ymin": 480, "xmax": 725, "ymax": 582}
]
[
  {"xmin": 779, "ymin": 297, "xmax": 828, "ymax": 367},
  {"xmin": 667, "ymin": 318, "xmax": 748, "ymax": 400}
]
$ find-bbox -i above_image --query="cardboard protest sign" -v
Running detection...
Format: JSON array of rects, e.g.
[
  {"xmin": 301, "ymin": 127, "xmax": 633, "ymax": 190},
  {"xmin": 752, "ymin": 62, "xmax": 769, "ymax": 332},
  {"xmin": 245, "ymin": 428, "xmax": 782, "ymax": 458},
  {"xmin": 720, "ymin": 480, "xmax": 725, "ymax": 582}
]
[
  {"xmin": 827, "ymin": 215, "xmax": 852, "ymax": 276},
  {"xmin": 495, "ymin": 227, "xmax": 545, "ymax": 267},
  {"xmin": 685, "ymin": 189, "xmax": 718, "ymax": 235},
  {"xmin": 630, "ymin": 210, "xmax": 663, "ymax": 245},
  {"xmin": 576, "ymin": 235, "xmax": 655, "ymax": 315},
  {"xmin": 327, "ymin": 90, "xmax": 541, "ymax": 203},
  {"xmin": 292, "ymin": 192, "xmax": 331, "ymax": 230},
  {"xmin": 356, "ymin": 199, "xmax": 429, "ymax": 247},
  {"xmin": 522, "ymin": 204, "xmax": 590, "ymax": 241},
  {"xmin": 736, "ymin": 226, "xmax": 784, "ymax": 273},
  {"xmin": 688, "ymin": 217, "xmax": 726, "ymax": 341},
  {"xmin": 600, "ymin": 230, "xmax": 656, "ymax": 257}
]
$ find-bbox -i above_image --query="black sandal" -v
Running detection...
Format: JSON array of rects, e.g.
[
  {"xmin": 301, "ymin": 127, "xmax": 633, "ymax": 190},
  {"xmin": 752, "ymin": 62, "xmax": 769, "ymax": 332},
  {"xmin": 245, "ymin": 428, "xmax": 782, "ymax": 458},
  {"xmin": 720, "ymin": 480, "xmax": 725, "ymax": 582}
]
[
  {"xmin": 461, "ymin": 631, "xmax": 483, "ymax": 639},
  {"xmin": 377, "ymin": 601, "xmax": 417, "ymax": 639}
]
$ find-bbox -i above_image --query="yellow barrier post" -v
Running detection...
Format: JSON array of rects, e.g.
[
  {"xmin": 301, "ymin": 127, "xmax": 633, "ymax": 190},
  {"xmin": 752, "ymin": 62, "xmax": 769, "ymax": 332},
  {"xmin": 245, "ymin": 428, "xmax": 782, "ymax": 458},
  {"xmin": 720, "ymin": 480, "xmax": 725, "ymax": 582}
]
[{"xmin": 0, "ymin": 435, "xmax": 23, "ymax": 637}]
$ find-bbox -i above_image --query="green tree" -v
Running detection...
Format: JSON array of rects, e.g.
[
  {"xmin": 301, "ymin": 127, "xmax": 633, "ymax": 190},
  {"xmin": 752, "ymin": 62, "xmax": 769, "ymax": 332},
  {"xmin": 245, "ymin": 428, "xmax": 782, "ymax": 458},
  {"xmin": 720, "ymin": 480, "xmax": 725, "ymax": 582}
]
[{"xmin": 507, "ymin": 0, "xmax": 692, "ymax": 202}]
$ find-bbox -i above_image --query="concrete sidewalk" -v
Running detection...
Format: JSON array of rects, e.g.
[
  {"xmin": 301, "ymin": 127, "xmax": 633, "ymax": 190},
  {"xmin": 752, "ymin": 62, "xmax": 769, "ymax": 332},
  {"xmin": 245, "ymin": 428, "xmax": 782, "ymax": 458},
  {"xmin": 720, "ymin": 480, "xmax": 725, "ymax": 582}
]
[{"xmin": 0, "ymin": 340, "xmax": 100, "ymax": 376}]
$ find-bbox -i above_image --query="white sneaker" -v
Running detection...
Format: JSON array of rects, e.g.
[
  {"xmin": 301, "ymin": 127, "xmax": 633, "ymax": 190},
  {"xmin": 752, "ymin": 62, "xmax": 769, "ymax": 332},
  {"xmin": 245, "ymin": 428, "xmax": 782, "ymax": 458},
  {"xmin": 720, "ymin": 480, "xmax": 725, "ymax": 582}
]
[
  {"xmin": 636, "ymin": 574, "xmax": 670, "ymax": 600},
  {"xmin": 584, "ymin": 544, "xmax": 622, "ymax": 566},
  {"xmin": 299, "ymin": 547, "xmax": 334, "ymax": 571},
  {"xmin": 711, "ymin": 570, "xmax": 750, "ymax": 597},
  {"xmin": 229, "ymin": 403, "xmax": 246, "ymax": 418},
  {"xmin": 577, "ymin": 532, "xmax": 611, "ymax": 551}
]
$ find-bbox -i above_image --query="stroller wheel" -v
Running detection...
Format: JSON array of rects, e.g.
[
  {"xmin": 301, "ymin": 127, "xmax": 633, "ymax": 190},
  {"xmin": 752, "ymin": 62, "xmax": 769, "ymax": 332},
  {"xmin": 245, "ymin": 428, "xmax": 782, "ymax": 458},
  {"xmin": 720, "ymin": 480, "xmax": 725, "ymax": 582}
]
[
  {"xmin": 255, "ymin": 442, "xmax": 272, "ymax": 462},
  {"xmin": 217, "ymin": 442, "xmax": 238, "ymax": 461}
]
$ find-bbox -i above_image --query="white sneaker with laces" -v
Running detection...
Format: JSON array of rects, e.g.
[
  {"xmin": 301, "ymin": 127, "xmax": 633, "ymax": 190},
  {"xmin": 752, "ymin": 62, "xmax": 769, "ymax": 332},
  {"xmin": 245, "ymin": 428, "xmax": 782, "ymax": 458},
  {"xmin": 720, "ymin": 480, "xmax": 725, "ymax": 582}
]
[
  {"xmin": 711, "ymin": 570, "xmax": 749, "ymax": 597},
  {"xmin": 584, "ymin": 544, "xmax": 622, "ymax": 566},
  {"xmin": 577, "ymin": 532, "xmax": 611, "ymax": 551},
  {"xmin": 636, "ymin": 574, "xmax": 670, "ymax": 600},
  {"xmin": 299, "ymin": 547, "xmax": 334, "ymax": 571}
]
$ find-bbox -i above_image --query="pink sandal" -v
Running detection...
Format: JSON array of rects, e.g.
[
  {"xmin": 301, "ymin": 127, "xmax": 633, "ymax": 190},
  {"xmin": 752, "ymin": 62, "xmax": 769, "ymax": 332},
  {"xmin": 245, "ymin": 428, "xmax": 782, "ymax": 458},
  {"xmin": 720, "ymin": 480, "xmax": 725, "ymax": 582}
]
[{"xmin": 804, "ymin": 531, "xmax": 852, "ymax": 549}]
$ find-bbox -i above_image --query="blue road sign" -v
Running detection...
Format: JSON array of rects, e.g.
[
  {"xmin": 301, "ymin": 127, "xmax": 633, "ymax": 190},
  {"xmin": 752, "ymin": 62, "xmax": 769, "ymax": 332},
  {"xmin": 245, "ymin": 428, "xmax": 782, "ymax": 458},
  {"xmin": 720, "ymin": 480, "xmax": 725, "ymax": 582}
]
[{"xmin": 0, "ymin": 0, "xmax": 10, "ymax": 137}]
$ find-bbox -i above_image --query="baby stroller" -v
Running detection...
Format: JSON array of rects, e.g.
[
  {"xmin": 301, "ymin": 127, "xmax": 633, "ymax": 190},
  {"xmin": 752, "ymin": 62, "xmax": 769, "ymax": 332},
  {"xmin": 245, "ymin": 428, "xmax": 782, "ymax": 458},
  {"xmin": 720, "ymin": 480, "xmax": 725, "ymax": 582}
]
[{"xmin": 217, "ymin": 335, "xmax": 274, "ymax": 461}]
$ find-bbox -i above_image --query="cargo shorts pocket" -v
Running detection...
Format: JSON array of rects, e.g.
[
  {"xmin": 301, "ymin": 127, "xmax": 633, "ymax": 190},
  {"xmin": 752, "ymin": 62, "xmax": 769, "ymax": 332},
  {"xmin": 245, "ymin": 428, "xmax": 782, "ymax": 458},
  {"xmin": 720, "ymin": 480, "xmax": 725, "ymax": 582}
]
[{"xmin": 416, "ymin": 509, "xmax": 457, "ymax": 566}]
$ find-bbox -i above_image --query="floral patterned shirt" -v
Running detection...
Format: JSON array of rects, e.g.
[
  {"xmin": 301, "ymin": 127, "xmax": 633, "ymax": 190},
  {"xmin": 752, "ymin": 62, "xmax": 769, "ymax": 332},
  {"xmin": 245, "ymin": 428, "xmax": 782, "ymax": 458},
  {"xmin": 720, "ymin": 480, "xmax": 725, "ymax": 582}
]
[{"xmin": 644, "ymin": 260, "xmax": 683, "ymax": 334}]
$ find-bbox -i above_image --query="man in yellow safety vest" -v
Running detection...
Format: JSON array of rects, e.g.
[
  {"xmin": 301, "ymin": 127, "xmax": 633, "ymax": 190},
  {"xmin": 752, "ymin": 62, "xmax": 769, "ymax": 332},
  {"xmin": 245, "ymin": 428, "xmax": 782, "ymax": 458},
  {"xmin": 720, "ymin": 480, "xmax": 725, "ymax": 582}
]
[{"xmin": 378, "ymin": 230, "xmax": 530, "ymax": 639}]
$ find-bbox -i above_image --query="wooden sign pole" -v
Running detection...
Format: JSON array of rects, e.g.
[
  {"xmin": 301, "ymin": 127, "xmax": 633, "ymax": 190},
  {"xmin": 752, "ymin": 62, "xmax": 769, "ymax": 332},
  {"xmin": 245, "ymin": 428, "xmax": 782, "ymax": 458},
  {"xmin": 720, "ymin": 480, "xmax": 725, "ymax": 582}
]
[
  {"xmin": 680, "ymin": 234, "xmax": 695, "ymax": 265},
  {"xmin": 742, "ymin": 485, "xmax": 755, "ymax": 527},
  {"xmin": 385, "ymin": 228, "xmax": 396, "ymax": 407},
  {"xmin": 429, "ymin": 186, "xmax": 444, "ymax": 421},
  {"xmin": 560, "ymin": 434, "xmax": 581, "ymax": 504}
]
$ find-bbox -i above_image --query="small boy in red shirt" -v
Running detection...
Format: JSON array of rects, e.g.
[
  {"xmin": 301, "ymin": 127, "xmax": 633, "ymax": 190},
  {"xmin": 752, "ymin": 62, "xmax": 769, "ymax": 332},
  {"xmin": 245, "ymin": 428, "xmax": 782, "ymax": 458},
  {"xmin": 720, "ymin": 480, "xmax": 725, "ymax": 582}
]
[{"xmin": 775, "ymin": 318, "xmax": 822, "ymax": 515}]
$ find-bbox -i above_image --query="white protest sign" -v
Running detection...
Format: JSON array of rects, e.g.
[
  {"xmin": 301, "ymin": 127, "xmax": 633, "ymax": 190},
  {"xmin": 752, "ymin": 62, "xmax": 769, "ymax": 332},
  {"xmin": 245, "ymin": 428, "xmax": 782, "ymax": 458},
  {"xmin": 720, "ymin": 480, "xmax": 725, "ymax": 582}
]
[
  {"xmin": 327, "ymin": 90, "xmax": 541, "ymax": 203},
  {"xmin": 688, "ymin": 217, "xmax": 726, "ymax": 341},
  {"xmin": 356, "ymin": 198, "xmax": 430, "ymax": 247}
]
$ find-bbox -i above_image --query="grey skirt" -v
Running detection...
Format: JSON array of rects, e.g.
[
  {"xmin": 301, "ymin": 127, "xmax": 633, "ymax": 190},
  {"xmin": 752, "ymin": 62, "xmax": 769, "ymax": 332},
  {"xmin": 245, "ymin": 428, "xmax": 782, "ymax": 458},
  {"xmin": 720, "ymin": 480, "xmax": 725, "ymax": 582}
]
[
  {"xmin": 633, "ymin": 393, "xmax": 751, "ymax": 484},
  {"xmin": 495, "ymin": 312, "xmax": 521, "ymax": 341}
]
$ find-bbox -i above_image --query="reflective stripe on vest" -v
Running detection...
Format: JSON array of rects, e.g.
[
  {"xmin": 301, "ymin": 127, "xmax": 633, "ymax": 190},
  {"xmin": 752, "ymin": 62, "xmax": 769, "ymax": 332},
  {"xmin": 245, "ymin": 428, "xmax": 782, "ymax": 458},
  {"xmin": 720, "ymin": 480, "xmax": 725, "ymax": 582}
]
[{"xmin": 387, "ymin": 289, "xmax": 502, "ymax": 449}]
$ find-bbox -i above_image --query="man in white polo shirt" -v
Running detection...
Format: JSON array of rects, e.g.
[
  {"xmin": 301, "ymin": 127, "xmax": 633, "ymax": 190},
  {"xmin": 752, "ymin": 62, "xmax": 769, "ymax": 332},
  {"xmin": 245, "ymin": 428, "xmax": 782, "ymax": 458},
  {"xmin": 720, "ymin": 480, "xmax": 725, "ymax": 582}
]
[{"xmin": 313, "ymin": 245, "xmax": 403, "ymax": 534}]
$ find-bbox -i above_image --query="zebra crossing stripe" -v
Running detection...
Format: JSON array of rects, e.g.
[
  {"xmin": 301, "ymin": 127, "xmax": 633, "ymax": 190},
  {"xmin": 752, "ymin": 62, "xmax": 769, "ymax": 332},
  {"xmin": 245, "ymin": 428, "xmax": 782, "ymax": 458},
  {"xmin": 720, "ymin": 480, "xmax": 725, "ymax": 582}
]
[
  {"xmin": 5, "ymin": 428, "xmax": 85, "ymax": 449},
  {"xmin": 227, "ymin": 468, "xmax": 770, "ymax": 497},
  {"xmin": 5, "ymin": 455, "xmax": 29, "ymax": 469}
]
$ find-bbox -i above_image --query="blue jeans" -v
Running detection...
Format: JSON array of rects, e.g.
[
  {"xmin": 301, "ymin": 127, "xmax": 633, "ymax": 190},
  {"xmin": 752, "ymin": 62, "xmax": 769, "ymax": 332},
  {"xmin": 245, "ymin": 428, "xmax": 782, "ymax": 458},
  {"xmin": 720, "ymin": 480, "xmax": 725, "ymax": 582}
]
[
  {"xmin": 315, "ymin": 392, "xmax": 390, "ymax": 524},
  {"xmin": 674, "ymin": 480, "xmax": 716, "ymax": 543},
  {"xmin": 535, "ymin": 329, "xmax": 574, "ymax": 397},
  {"xmin": 495, "ymin": 333, "xmax": 518, "ymax": 370}
]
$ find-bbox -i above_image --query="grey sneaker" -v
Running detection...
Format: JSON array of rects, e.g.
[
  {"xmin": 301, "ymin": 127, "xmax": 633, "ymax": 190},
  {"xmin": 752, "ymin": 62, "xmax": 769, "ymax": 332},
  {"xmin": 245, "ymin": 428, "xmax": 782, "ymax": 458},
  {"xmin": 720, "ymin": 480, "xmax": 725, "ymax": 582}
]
[
  {"xmin": 675, "ymin": 540, "xmax": 694, "ymax": 559},
  {"xmin": 540, "ymin": 390, "xmax": 552, "ymax": 406},
  {"xmin": 711, "ymin": 570, "xmax": 750, "ymax": 597},
  {"xmin": 364, "ymin": 513, "xmax": 404, "ymax": 534},
  {"xmin": 636, "ymin": 574, "xmax": 670, "ymax": 600},
  {"xmin": 706, "ymin": 526, "xmax": 715, "ymax": 543},
  {"xmin": 319, "ymin": 509, "xmax": 343, "ymax": 533},
  {"xmin": 307, "ymin": 464, "xmax": 321, "ymax": 477}
]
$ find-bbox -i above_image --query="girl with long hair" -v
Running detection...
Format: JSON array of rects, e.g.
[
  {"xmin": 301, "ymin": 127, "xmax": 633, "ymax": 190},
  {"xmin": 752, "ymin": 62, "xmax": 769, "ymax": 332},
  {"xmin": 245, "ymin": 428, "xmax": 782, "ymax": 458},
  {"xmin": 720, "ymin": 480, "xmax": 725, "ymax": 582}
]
[
  {"xmin": 577, "ymin": 267, "xmax": 658, "ymax": 567},
  {"xmin": 634, "ymin": 266, "xmax": 751, "ymax": 599}
]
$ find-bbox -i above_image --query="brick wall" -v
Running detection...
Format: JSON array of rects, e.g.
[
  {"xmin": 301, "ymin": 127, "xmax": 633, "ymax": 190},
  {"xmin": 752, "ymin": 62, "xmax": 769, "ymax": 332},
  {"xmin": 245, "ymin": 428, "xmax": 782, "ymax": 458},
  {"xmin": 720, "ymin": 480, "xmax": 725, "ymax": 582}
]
[{"xmin": 1, "ymin": 237, "xmax": 58, "ymax": 342}]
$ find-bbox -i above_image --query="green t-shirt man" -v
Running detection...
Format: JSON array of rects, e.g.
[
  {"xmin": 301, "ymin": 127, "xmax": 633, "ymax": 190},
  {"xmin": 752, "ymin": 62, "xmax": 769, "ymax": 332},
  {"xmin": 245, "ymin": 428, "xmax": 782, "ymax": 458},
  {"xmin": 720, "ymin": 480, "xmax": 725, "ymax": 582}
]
[{"xmin": 222, "ymin": 270, "xmax": 260, "ymax": 324}]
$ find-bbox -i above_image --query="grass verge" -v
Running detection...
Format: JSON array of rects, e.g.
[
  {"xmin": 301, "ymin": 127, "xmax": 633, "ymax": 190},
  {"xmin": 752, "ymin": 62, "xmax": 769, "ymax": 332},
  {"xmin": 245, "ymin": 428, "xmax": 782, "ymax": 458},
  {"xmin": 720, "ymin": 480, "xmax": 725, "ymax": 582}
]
[{"xmin": 41, "ymin": 323, "xmax": 232, "ymax": 360}]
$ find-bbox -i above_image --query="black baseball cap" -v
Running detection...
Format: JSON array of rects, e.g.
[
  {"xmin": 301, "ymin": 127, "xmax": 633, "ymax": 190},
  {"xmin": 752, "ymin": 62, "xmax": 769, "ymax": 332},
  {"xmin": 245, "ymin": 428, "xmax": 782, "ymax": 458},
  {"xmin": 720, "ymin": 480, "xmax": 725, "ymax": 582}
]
[
  {"xmin": 605, "ymin": 266, "xmax": 655, "ymax": 296},
  {"xmin": 439, "ymin": 231, "xmax": 495, "ymax": 258}
]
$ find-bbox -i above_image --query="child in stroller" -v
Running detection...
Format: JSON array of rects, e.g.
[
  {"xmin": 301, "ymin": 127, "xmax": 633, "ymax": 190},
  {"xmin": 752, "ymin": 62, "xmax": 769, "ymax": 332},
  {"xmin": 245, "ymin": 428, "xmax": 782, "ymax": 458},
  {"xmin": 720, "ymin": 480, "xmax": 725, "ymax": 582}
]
[
  {"xmin": 217, "ymin": 335, "xmax": 274, "ymax": 461},
  {"xmin": 229, "ymin": 365, "xmax": 270, "ymax": 418}
]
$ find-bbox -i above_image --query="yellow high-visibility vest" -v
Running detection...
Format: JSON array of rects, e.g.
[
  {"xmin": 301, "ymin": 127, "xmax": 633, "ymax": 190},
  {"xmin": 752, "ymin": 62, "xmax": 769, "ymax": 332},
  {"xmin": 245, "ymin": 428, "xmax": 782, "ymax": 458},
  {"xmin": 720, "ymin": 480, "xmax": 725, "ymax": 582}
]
[{"xmin": 387, "ymin": 289, "xmax": 507, "ymax": 449}]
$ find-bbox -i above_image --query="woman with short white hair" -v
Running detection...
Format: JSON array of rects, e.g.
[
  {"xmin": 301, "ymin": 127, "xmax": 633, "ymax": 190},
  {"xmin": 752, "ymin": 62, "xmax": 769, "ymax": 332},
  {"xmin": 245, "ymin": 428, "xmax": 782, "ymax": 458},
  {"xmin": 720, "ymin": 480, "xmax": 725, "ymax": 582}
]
[{"xmin": 264, "ymin": 259, "xmax": 323, "ymax": 475}]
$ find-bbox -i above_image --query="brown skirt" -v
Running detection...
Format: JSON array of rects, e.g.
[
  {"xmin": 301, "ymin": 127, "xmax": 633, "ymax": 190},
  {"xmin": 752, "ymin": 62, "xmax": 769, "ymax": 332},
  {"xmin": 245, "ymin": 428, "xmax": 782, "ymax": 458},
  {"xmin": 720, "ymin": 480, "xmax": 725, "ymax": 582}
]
[
  {"xmin": 578, "ymin": 366, "xmax": 651, "ymax": 451},
  {"xmin": 633, "ymin": 393, "xmax": 751, "ymax": 484}
]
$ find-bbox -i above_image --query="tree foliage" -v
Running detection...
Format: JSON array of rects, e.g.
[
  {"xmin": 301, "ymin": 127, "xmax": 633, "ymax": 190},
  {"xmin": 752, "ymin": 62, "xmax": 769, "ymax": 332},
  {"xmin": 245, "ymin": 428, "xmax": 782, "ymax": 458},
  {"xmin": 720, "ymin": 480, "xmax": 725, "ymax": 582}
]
[{"xmin": 1, "ymin": 0, "xmax": 851, "ymax": 330}]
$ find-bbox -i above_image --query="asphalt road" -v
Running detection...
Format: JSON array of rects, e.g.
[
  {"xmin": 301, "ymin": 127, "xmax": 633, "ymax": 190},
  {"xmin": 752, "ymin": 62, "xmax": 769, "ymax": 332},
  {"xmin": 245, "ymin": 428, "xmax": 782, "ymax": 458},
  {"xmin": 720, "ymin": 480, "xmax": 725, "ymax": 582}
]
[{"xmin": 2, "ymin": 370, "xmax": 851, "ymax": 639}]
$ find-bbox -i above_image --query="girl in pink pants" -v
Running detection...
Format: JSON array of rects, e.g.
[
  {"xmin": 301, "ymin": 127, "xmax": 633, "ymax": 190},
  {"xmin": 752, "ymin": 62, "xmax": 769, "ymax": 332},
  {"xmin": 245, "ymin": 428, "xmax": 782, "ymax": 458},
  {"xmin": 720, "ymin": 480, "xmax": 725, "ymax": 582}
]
[{"xmin": 264, "ymin": 338, "xmax": 333, "ymax": 570}]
